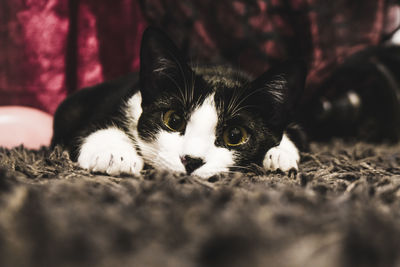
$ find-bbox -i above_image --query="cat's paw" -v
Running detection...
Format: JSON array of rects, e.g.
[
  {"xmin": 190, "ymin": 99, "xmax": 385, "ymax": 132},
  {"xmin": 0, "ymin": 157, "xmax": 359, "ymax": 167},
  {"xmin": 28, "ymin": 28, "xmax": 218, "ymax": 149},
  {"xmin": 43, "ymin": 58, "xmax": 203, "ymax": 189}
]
[
  {"xmin": 78, "ymin": 128, "xmax": 144, "ymax": 176},
  {"xmin": 262, "ymin": 134, "xmax": 300, "ymax": 172},
  {"xmin": 79, "ymin": 147, "xmax": 144, "ymax": 176},
  {"xmin": 263, "ymin": 146, "xmax": 299, "ymax": 172}
]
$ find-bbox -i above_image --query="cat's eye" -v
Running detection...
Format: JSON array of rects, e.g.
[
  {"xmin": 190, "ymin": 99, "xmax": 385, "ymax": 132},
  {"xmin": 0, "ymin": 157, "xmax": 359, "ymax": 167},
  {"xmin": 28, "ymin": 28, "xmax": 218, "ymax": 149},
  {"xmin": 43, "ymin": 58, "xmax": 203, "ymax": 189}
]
[
  {"xmin": 223, "ymin": 126, "xmax": 248, "ymax": 147},
  {"xmin": 163, "ymin": 110, "xmax": 185, "ymax": 132}
]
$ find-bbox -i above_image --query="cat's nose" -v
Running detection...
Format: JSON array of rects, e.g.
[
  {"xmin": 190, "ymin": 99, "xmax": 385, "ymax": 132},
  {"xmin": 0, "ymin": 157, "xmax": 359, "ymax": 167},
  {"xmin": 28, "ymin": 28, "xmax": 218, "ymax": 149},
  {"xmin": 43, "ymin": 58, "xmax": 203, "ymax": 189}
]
[{"xmin": 180, "ymin": 155, "xmax": 205, "ymax": 175}]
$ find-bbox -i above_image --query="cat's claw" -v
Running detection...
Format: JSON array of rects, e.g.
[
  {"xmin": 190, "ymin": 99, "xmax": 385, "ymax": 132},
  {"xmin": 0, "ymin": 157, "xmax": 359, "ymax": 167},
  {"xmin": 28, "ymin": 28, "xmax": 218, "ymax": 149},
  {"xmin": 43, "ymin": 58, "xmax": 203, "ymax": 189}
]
[{"xmin": 78, "ymin": 128, "xmax": 144, "ymax": 176}]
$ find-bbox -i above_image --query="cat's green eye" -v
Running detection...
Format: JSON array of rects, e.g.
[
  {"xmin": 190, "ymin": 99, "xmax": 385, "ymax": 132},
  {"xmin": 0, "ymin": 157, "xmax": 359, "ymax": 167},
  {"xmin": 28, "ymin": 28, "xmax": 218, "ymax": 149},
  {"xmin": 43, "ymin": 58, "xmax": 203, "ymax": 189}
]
[
  {"xmin": 223, "ymin": 126, "xmax": 248, "ymax": 147},
  {"xmin": 163, "ymin": 110, "xmax": 185, "ymax": 132}
]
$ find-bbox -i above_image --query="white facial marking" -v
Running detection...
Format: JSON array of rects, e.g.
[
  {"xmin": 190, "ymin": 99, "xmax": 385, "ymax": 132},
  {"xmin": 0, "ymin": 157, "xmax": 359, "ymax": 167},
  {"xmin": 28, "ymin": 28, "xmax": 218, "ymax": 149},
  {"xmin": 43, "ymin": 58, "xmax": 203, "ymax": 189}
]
[
  {"xmin": 138, "ymin": 94, "xmax": 234, "ymax": 178},
  {"xmin": 182, "ymin": 95, "xmax": 218, "ymax": 157},
  {"xmin": 78, "ymin": 127, "xmax": 144, "ymax": 176},
  {"xmin": 263, "ymin": 133, "xmax": 299, "ymax": 172},
  {"xmin": 184, "ymin": 95, "xmax": 234, "ymax": 178}
]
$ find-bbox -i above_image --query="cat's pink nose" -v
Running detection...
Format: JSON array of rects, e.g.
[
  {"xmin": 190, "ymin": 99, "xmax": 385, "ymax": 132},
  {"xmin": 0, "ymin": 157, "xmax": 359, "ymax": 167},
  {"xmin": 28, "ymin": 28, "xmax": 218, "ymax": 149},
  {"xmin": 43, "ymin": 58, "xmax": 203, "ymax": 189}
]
[{"xmin": 180, "ymin": 155, "xmax": 205, "ymax": 175}]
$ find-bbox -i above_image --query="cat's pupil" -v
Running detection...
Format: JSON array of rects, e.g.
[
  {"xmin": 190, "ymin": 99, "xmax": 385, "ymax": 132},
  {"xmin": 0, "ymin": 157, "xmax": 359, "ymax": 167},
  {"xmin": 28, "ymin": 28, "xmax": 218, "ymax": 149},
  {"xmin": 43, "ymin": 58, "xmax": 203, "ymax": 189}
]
[
  {"xmin": 228, "ymin": 127, "xmax": 243, "ymax": 144},
  {"xmin": 170, "ymin": 113, "xmax": 183, "ymax": 129},
  {"xmin": 163, "ymin": 110, "xmax": 185, "ymax": 131}
]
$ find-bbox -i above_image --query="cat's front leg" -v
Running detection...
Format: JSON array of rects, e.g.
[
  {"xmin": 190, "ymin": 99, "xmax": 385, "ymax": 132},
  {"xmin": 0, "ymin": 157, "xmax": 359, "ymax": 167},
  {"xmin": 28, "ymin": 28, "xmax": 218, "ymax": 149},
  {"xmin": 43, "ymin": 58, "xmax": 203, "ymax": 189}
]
[
  {"xmin": 263, "ymin": 133, "xmax": 300, "ymax": 172},
  {"xmin": 78, "ymin": 127, "xmax": 144, "ymax": 176}
]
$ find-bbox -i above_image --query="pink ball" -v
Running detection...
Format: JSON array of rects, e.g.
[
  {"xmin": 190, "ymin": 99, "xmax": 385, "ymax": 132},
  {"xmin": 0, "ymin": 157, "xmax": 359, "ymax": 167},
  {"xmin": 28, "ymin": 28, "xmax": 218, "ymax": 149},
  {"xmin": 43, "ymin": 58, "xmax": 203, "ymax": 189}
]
[{"xmin": 0, "ymin": 106, "xmax": 53, "ymax": 149}]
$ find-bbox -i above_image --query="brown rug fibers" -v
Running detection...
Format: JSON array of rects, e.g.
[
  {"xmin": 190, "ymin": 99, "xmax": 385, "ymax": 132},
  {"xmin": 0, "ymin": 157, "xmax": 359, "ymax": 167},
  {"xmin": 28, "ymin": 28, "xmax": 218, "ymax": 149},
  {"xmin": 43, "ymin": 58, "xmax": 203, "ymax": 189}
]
[{"xmin": 1, "ymin": 141, "xmax": 400, "ymax": 267}]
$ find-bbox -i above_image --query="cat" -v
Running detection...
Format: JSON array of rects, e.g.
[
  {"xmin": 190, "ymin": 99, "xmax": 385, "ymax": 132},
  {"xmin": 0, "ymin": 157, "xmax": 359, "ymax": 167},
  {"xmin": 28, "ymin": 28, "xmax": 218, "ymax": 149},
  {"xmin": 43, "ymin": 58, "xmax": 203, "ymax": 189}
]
[{"xmin": 51, "ymin": 27, "xmax": 306, "ymax": 178}]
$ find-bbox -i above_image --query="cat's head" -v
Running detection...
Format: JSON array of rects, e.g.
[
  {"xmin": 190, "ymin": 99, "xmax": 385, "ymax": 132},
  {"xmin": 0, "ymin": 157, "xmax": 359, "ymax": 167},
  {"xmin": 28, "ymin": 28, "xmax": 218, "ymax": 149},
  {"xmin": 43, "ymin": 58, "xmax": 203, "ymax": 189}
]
[{"xmin": 131, "ymin": 27, "xmax": 306, "ymax": 178}]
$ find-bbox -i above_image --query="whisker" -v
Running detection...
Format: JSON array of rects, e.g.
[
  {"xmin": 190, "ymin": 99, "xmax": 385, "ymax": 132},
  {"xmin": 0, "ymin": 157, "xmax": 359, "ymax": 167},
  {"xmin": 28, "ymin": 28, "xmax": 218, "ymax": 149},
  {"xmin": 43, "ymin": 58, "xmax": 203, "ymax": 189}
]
[
  {"xmin": 139, "ymin": 146, "xmax": 183, "ymax": 171},
  {"xmin": 230, "ymin": 104, "xmax": 258, "ymax": 117},
  {"xmin": 229, "ymin": 85, "xmax": 273, "ymax": 116},
  {"xmin": 160, "ymin": 72, "xmax": 186, "ymax": 105},
  {"xmin": 234, "ymin": 86, "xmax": 267, "ymax": 108},
  {"xmin": 190, "ymin": 68, "xmax": 196, "ymax": 105},
  {"xmin": 167, "ymin": 51, "xmax": 190, "ymax": 106}
]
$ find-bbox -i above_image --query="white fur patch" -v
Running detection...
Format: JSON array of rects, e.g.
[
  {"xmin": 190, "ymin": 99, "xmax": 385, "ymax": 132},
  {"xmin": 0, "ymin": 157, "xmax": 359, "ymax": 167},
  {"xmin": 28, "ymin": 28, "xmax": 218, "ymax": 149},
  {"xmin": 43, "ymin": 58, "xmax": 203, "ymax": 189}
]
[
  {"xmin": 125, "ymin": 91, "xmax": 143, "ymax": 145},
  {"xmin": 138, "ymin": 94, "xmax": 234, "ymax": 178},
  {"xmin": 182, "ymin": 95, "xmax": 219, "ymax": 157},
  {"xmin": 263, "ymin": 133, "xmax": 299, "ymax": 172},
  {"xmin": 78, "ymin": 127, "xmax": 144, "ymax": 176},
  {"xmin": 126, "ymin": 92, "xmax": 143, "ymax": 125},
  {"xmin": 138, "ymin": 131, "xmax": 186, "ymax": 173},
  {"xmin": 186, "ymin": 95, "xmax": 234, "ymax": 177}
]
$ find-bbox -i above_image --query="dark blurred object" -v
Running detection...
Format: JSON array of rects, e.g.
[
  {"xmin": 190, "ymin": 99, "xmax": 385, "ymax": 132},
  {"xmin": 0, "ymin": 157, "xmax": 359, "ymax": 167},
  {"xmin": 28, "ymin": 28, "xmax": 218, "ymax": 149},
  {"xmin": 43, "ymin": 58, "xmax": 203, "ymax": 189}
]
[{"xmin": 301, "ymin": 46, "xmax": 400, "ymax": 142}]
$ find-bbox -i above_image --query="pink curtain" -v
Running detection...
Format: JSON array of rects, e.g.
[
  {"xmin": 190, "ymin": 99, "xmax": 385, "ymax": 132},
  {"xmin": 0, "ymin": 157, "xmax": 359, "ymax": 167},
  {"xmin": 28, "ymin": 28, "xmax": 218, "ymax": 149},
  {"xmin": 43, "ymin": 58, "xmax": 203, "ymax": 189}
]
[{"xmin": 0, "ymin": 0, "xmax": 146, "ymax": 114}]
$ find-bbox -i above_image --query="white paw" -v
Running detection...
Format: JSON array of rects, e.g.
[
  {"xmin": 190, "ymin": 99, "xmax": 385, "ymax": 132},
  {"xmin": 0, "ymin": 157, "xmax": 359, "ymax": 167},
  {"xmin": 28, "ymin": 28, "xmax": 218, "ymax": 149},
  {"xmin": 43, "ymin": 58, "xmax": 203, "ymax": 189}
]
[
  {"xmin": 263, "ymin": 146, "xmax": 299, "ymax": 172},
  {"xmin": 263, "ymin": 133, "xmax": 300, "ymax": 172},
  {"xmin": 78, "ymin": 128, "xmax": 144, "ymax": 176},
  {"xmin": 79, "ymin": 147, "xmax": 144, "ymax": 176}
]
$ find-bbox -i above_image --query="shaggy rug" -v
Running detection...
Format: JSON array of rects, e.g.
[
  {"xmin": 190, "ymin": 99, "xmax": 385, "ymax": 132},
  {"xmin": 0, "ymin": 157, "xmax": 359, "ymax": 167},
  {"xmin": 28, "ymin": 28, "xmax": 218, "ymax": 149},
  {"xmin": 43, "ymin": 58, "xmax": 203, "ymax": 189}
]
[{"xmin": 1, "ymin": 141, "xmax": 400, "ymax": 267}]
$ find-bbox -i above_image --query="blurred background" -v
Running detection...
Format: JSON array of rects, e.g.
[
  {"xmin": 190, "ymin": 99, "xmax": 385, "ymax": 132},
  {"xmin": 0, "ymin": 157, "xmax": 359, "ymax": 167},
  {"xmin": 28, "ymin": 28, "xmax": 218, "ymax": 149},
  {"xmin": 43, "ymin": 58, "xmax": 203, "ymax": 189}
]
[{"xmin": 1, "ymin": 0, "xmax": 400, "ymax": 146}]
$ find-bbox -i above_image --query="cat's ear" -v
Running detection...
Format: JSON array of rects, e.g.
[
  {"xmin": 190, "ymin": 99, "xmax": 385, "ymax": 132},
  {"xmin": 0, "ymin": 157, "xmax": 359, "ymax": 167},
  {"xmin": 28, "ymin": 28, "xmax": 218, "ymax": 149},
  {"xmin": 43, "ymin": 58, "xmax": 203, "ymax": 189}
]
[
  {"xmin": 139, "ymin": 27, "xmax": 193, "ymax": 105},
  {"xmin": 247, "ymin": 61, "xmax": 306, "ymax": 129}
]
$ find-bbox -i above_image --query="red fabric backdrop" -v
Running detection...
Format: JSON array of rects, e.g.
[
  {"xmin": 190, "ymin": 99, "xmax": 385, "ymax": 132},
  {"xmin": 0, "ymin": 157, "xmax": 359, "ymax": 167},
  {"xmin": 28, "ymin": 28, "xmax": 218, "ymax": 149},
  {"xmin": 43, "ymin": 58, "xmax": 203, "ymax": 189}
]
[
  {"xmin": 0, "ymin": 0, "xmax": 146, "ymax": 113},
  {"xmin": 0, "ymin": 0, "xmax": 399, "ymax": 114}
]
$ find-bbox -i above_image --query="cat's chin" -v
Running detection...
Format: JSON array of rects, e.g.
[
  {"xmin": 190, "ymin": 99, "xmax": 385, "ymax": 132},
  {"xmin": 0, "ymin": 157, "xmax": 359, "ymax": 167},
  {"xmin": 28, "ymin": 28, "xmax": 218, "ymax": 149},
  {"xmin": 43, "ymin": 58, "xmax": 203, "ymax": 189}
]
[
  {"xmin": 148, "ymin": 162, "xmax": 228, "ymax": 179},
  {"xmin": 190, "ymin": 168, "xmax": 229, "ymax": 179},
  {"xmin": 145, "ymin": 156, "xmax": 232, "ymax": 179}
]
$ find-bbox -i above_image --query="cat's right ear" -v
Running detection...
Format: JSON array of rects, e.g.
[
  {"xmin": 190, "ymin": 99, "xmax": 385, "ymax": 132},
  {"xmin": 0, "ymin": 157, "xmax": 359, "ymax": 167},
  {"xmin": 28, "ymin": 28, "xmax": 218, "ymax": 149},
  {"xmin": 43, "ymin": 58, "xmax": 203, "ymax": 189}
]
[
  {"xmin": 139, "ymin": 27, "xmax": 193, "ymax": 105},
  {"xmin": 245, "ymin": 60, "xmax": 307, "ymax": 130}
]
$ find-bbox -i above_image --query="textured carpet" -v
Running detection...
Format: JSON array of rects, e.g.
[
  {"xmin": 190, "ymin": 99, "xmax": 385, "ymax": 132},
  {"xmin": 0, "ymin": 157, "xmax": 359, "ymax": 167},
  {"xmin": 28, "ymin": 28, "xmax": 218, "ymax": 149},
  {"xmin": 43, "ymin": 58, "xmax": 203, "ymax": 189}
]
[{"xmin": 1, "ymin": 141, "xmax": 400, "ymax": 267}]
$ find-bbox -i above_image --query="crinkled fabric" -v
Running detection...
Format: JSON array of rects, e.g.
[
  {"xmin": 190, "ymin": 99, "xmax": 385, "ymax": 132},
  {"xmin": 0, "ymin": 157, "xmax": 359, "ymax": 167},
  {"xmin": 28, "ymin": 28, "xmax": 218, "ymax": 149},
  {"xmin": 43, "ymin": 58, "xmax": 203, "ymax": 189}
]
[{"xmin": 0, "ymin": 0, "xmax": 146, "ymax": 113}]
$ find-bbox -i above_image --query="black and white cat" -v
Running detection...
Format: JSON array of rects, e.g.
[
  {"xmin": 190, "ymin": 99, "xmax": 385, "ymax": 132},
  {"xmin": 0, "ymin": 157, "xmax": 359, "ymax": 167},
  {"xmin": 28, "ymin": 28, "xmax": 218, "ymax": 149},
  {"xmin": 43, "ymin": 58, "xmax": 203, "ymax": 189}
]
[{"xmin": 51, "ymin": 27, "xmax": 306, "ymax": 178}]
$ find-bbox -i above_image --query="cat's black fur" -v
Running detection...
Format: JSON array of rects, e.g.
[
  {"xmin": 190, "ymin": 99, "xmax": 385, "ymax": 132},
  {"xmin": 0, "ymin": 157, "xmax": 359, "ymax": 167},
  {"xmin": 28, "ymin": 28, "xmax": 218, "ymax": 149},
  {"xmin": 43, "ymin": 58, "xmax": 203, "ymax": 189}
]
[
  {"xmin": 51, "ymin": 73, "xmax": 139, "ymax": 161},
  {"xmin": 51, "ymin": 27, "xmax": 306, "ymax": 174},
  {"xmin": 299, "ymin": 45, "xmax": 400, "ymax": 143}
]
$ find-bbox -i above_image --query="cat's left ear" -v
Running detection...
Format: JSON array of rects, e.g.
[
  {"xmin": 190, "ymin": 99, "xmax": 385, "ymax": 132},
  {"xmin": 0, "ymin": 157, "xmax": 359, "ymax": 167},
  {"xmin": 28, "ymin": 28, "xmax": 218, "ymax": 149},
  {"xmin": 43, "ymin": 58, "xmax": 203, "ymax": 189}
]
[
  {"xmin": 139, "ymin": 27, "xmax": 194, "ymax": 105},
  {"xmin": 248, "ymin": 61, "xmax": 307, "ymax": 129}
]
